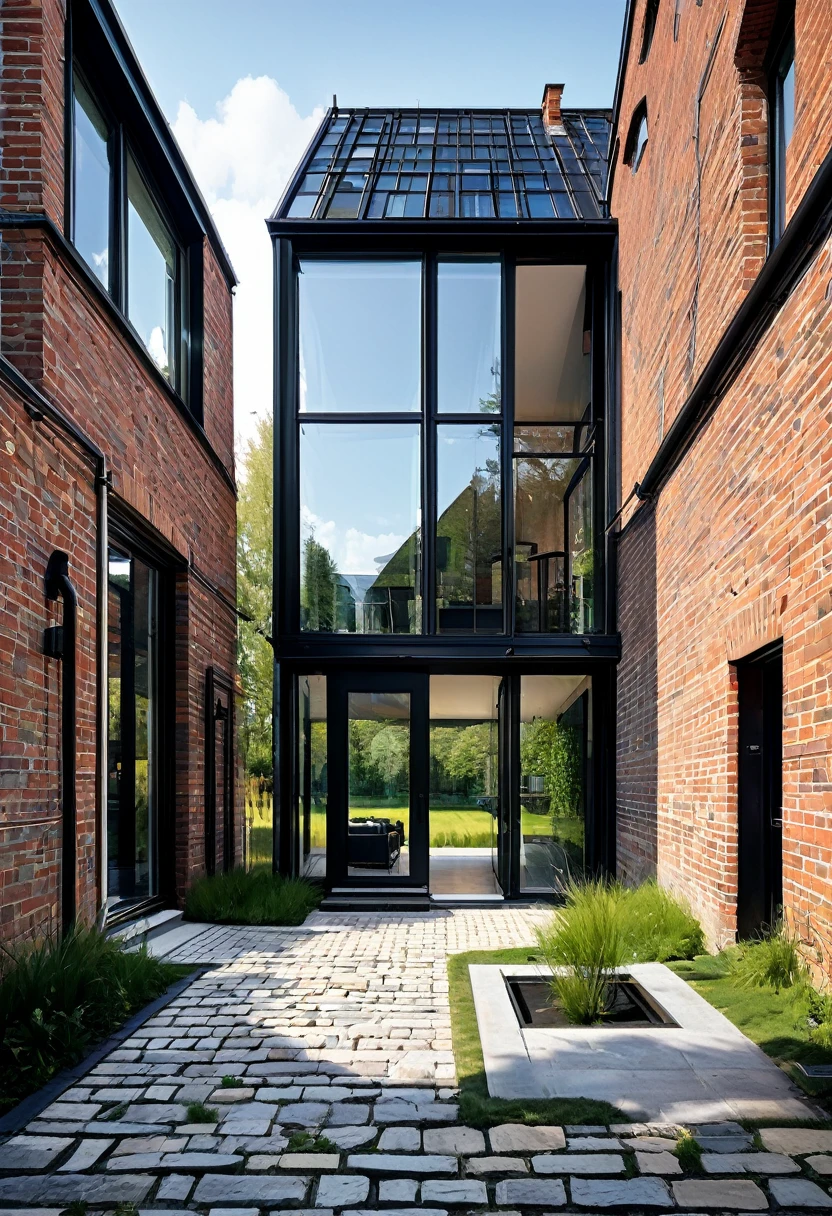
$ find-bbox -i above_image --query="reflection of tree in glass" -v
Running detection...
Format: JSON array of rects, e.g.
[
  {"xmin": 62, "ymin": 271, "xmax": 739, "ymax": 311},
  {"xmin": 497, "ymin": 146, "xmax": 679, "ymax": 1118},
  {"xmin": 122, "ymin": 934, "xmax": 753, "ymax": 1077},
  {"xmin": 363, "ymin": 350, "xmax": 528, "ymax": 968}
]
[
  {"xmin": 479, "ymin": 358, "xmax": 501, "ymax": 415},
  {"xmin": 302, "ymin": 531, "xmax": 337, "ymax": 630},
  {"xmin": 369, "ymin": 725, "xmax": 409, "ymax": 790},
  {"xmin": 430, "ymin": 723, "xmax": 496, "ymax": 798},
  {"xmin": 521, "ymin": 718, "xmax": 583, "ymax": 820}
]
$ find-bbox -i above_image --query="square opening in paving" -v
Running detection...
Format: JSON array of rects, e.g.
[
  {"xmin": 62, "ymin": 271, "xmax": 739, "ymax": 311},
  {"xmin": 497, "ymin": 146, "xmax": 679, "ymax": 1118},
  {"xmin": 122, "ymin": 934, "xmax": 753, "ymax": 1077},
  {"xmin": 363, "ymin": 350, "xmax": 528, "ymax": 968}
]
[{"xmin": 506, "ymin": 975, "xmax": 679, "ymax": 1028}]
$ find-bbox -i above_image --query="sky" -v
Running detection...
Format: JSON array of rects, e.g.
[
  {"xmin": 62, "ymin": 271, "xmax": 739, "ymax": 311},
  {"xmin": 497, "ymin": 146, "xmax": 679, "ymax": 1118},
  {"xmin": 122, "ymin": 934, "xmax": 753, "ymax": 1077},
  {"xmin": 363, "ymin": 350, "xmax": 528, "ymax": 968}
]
[{"xmin": 112, "ymin": 0, "xmax": 626, "ymax": 462}]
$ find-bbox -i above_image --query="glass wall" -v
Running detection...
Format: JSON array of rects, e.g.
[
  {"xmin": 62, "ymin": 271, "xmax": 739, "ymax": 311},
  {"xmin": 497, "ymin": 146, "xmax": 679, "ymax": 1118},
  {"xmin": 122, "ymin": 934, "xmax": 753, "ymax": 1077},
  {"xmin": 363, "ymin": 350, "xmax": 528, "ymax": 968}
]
[
  {"xmin": 515, "ymin": 265, "xmax": 590, "ymax": 422},
  {"xmin": 437, "ymin": 261, "xmax": 501, "ymax": 414},
  {"xmin": 298, "ymin": 675, "xmax": 327, "ymax": 879},
  {"xmin": 299, "ymin": 261, "xmax": 421, "ymax": 413},
  {"xmin": 519, "ymin": 674, "xmax": 590, "ymax": 893},
  {"xmin": 300, "ymin": 422, "xmax": 421, "ymax": 633},
  {"xmin": 436, "ymin": 424, "xmax": 502, "ymax": 633},
  {"xmin": 347, "ymin": 692, "xmax": 411, "ymax": 876},
  {"xmin": 107, "ymin": 546, "xmax": 158, "ymax": 910}
]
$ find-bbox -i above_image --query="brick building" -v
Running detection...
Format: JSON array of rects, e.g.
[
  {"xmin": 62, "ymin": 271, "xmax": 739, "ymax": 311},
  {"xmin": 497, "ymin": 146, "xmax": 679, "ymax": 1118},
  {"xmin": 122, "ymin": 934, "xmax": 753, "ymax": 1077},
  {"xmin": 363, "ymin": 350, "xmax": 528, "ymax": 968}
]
[
  {"xmin": 0, "ymin": 0, "xmax": 239, "ymax": 937},
  {"xmin": 610, "ymin": 0, "xmax": 832, "ymax": 962}
]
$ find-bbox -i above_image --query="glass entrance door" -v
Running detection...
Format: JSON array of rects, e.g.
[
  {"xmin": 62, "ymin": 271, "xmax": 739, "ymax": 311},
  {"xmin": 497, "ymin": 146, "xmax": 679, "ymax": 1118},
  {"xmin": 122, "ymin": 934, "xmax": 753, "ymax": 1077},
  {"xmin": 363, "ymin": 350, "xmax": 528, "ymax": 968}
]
[{"xmin": 328, "ymin": 673, "xmax": 429, "ymax": 887}]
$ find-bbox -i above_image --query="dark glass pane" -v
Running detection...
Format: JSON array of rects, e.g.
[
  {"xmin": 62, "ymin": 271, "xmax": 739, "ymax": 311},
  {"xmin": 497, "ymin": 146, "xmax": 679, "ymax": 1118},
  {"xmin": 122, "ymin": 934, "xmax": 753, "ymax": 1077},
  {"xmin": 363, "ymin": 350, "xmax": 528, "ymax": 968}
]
[
  {"xmin": 515, "ymin": 265, "xmax": 589, "ymax": 422},
  {"xmin": 127, "ymin": 153, "xmax": 176, "ymax": 380},
  {"xmin": 460, "ymin": 192, "xmax": 495, "ymax": 218},
  {"xmin": 300, "ymin": 422, "xmax": 421, "ymax": 634},
  {"xmin": 299, "ymin": 261, "xmax": 421, "ymax": 412},
  {"xmin": 436, "ymin": 423, "xmax": 502, "ymax": 634},
  {"xmin": 526, "ymin": 192, "xmax": 555, "ymax": 217},
  {"xmin": 514, "ymin": 425, "xmax": 583, "ymax": 454},
  {"xmin": 438, "ymin": 261, "xmax": 501, "ymax": 414},
  {"xmin": 514, "ymin": 453, "xmax": 591, "ymax": 633},
  {"xmin": 72, "ymin": 76, "xmax": 111, "ymax": 290},
  {"xmin": 520, "ymin": 675, "xmax": 590, "ymax": 891},
  {"xmin": 348, "ymin": 691, "xmax": 411, "ymax": 876},
  {"xmin": 497, "ymin": 193, "xmax": 519, "ymax": 218},
  {"xmin": 107, "ymin": 547, "xmax": 159, "ymax": 909},
  {"xmin": 326, "ymin": 189, "xmax": 362, "ymax": 219},
  {"xmin": 288, "ymin": 194, "xmax": 317, "ymax": 218},
  {"xmin": 429, "ymin": 191, "xmax": 455, "ymax": 218}
]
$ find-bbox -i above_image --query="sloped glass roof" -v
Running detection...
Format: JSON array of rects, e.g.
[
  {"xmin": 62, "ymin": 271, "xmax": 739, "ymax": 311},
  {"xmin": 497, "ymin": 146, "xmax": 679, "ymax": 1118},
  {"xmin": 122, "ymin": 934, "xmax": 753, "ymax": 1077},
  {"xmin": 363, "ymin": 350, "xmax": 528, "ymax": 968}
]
[{"xmin": 275, "ymin": 108, "xmax": 611, "ymax": 223}]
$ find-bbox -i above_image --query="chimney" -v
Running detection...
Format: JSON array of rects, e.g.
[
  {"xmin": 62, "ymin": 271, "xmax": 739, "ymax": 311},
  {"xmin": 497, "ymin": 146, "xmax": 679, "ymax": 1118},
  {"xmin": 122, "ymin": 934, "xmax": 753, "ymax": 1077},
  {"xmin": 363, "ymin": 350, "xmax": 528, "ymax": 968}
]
[{"xmin": 541, "ymin": 82, "xmax": 564, "ymax": 130}]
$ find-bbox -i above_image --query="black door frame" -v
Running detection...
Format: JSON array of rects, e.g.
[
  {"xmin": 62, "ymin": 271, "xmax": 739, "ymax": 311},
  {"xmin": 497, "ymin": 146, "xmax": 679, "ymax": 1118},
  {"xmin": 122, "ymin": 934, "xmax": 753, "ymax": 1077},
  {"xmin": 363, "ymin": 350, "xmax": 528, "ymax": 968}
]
[
  {"xmin": 327, "ymin": 671, "xmax": 430, "ymax": 889},
  {"xmin": 736, "ymin": 640, "xmax": 784, "ymax": 938}
]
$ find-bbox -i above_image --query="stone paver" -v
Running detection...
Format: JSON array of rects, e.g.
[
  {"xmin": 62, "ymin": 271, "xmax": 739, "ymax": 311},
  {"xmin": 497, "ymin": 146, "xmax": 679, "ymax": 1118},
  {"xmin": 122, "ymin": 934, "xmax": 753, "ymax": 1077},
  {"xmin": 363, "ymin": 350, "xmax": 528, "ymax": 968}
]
[
  {"xmin": 768, "ymin": 1176, "xmax": 832, "ymax": 1207},
  {"xmin": 2, "ymin": 911, "xmax": 827, "ymax": 1216},
  {"xmin": 672, "ymin": 1177, "xmax": 768, "ymax": 1209}
]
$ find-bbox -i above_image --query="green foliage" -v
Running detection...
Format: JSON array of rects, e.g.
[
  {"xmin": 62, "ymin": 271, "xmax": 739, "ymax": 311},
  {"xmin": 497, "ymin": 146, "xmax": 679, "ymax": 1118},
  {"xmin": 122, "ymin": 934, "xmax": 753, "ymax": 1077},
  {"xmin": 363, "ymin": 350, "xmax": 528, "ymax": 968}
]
[
  {"xmin": 302, "ymin": 532, "xmax": 338, "ymax": 632},
  {"xmin": 221, "ymin": 1075, "xmax": 243, "ymax": 1088},
  {"xmin": 729, "ymin": 925, "xmax": 806, "ymax": 995},
  {"xmin": 619, "ymin": 880, "xmax": 705, "ymax": 962},
  {"xmin": 520, "ymin": 717, "xmax": 583, "ymax": 820},
  {"xmin": 62, "ymin": 1202, "xmax": 88, "ymax": 1216},
  {"xmin": 807, "ymin": 991, "xmax": 832, "ymax": 1048},
  {"xmin": 368, "ymin": 725, "xmax": 409, "ymax": 788},
  {"xmin": 0, "ymin": 925, "xmax": 186, "ymax": 1114},
  {"xmin": 104, "ymin": 1102, "xmax": 128, "ymax": 1121},
  {"xmin": 286, "ymin": 1130, "xmax": 336, "ymax": 1152},
  {"xmin": 237, "ymin": 415, "xmax": 274, "ymax": 777},
  {"xmin": 184, "ymin": 1101, "xmax": 217, "ymax": 1123},
  {"xmin": 536, "ymin": 878, "xmax": 625, "ymax": 1023},
  {"xmin": 674, "ymin": 1130, "xmax": 702, "ymax": 1171},
  {"xmin": 183, "ymin": 868, "xmax": 321, "ymax": 926}
]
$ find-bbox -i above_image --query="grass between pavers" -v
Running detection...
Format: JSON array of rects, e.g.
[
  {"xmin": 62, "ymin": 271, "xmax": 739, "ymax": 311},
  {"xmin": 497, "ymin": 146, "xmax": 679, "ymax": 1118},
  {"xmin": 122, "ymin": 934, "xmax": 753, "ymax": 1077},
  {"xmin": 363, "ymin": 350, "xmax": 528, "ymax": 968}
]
[
  {"xmin": 447, "ymin": 946, "xmax": 629, "ymax": 1128},
  {"xmin": 183, "ymin": 867, "xmax": 322, "ymax": 925},
  {"xmin": 0, "ymin": 924, "xmax": 192, "ymax": 1115},
  {"xmin": 667, "ymin": 954, "xmax": 832, "ymax": 1111}
]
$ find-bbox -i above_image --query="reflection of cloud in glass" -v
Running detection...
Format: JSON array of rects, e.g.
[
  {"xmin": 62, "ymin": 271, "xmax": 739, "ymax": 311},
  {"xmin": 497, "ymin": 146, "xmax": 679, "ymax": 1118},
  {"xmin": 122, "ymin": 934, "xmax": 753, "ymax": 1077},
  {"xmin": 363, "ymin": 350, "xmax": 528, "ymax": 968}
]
[
  {"xmin": 148, "ymin": 325, "xmax": 167, "ymax": 371},
  {"xmin": 301, "ymin": 504, "xmax": 404, "ymax": 576}
]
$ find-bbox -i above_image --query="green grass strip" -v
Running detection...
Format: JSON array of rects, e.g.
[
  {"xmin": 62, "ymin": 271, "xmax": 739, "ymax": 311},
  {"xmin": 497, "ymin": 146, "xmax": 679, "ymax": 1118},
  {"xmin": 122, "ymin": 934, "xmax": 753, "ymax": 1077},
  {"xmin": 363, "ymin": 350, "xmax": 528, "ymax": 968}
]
[{"xmin": 447, "ymin": 947, "xmax": 629, "ymax": 1128}]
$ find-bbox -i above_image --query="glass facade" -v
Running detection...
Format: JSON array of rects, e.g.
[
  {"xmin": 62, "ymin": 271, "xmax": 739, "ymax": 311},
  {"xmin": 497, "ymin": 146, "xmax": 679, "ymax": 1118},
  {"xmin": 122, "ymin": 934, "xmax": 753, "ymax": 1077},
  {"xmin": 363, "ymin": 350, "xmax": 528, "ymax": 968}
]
[
  {"xmin": 127, "ymin": 153, "xmax": 177, "ymax": 380},
  {"xmin": 437, "ymin": 260, "xmax": 501, "ymax": 414}
]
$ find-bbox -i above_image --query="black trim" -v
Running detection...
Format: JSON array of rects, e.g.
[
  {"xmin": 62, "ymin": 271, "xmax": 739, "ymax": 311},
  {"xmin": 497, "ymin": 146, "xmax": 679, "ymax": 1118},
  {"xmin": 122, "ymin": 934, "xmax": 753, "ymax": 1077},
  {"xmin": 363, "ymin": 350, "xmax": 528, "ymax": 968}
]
[
  {"xmin": 205, "ymin": 666, "xmax": 235, "ymax": 875},
  {"xmin": 627, "ymin": 139, "xmax": 832, "ymax": 504},
  {"xmin": 0, "ymin": 214, "xmax": 235, "ymax": 495},
  {"xmin": 45, "ymin": 551, "xmax": 78, "ymax": 932}
]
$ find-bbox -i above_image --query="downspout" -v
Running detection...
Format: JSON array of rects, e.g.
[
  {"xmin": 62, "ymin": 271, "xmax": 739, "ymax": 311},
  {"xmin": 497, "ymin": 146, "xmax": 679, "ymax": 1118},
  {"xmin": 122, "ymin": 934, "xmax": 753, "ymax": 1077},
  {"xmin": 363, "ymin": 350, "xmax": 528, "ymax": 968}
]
[{"xmin": 45, "ymin": 551, "xmax": 78, "ymax": 933}]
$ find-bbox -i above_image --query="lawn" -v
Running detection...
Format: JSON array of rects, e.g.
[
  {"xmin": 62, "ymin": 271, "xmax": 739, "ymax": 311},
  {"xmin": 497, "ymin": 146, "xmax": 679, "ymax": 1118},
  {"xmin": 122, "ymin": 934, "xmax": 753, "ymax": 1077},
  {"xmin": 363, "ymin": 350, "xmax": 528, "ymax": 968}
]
[
  {"xmin": 446, "ymin": 946, "xmax": 629, "ymax": 1128},
  {"xmin": 668, "ymin": 955, "xmax": 832, "ymax": 1104}
]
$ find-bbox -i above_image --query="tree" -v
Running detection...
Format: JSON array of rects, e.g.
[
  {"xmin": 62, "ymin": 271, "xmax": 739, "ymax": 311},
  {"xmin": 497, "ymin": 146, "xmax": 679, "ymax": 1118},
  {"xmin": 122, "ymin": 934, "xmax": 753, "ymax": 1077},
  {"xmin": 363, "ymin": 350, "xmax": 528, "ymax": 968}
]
[
  {"xmin": 369, "ymin": 725, "xmax": 409, "ymax": 792},
  {"xmin": 521, "ymin": 718, "xmax": 584, "ymax": 820},
  {"xmin": 446, "ymin": 723, "xmax": 493, "ymax": 790},
  {"xmin": 302, "ymin": 533, "xmax": 338, "ymax": 631},
  {"xmin": 237, "ymin": 415, "xmax": 274, "ymax": 776}
]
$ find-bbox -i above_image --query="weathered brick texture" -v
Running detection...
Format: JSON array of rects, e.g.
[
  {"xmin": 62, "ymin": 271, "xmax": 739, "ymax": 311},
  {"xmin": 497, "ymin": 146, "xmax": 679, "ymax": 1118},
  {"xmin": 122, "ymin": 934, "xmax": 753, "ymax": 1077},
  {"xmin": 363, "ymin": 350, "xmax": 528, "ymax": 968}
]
[
  {"xmin": 613, "ymin": 0, "xmax": 832, "ymax": 961},
  {"xmin": 0, "ymin": 0, "xmax": 240, "ymax": 938}
]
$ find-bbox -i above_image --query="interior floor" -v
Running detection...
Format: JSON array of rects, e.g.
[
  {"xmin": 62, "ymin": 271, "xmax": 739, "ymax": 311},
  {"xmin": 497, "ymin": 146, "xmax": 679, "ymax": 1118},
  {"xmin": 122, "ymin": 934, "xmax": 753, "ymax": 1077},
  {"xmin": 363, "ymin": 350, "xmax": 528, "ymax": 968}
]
[{"xmin": 429, "ymin": 847, "xmax": 500, "ymax": 895}]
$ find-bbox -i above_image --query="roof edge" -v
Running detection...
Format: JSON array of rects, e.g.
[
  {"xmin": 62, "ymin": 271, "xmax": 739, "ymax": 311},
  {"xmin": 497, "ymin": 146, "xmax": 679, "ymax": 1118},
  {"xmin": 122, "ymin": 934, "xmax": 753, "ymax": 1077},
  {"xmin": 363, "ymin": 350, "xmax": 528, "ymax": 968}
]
[{"xmin": 606, "ymin": 0, "xmax": 638, "ymax": 205}]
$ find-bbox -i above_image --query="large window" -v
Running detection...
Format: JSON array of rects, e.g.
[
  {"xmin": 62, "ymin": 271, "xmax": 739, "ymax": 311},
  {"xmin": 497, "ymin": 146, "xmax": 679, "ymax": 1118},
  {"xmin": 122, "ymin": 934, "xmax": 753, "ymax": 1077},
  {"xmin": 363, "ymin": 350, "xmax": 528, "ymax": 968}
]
[
  {"xmin": 69, "ymin": 66, "xmax": 191, "ymax": 400},
  {"xmin": 293, "ymin": 257, "xmax": 599, "ymax": 636},
  {"xmin": 300, "ymin": 422, "xmax": 421, "ymax": 633}
]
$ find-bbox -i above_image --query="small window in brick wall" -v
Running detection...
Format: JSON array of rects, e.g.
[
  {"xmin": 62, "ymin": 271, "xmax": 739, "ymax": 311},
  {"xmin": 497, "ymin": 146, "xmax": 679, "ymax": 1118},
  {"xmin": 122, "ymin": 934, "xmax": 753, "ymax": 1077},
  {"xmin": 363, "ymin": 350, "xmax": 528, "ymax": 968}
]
[
  {"xmin": 624, "ymin": 100, "xmax": 649, "ymax": 173},
  {"xmin": 768, "ymin": 14, "xmax": 796, "ymax": 246},
  {"xmin": 639, "ymin": 0, "xmax": 660, "ymax": 62}
]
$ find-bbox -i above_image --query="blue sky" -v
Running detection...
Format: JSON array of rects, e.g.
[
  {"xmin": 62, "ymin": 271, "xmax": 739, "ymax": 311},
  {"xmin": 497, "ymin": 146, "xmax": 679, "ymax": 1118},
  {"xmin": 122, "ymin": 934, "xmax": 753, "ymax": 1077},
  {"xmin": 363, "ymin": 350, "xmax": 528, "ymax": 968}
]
[{"xmin": 112, "ymin": 0, "xmax": 626, "ymax": 459}]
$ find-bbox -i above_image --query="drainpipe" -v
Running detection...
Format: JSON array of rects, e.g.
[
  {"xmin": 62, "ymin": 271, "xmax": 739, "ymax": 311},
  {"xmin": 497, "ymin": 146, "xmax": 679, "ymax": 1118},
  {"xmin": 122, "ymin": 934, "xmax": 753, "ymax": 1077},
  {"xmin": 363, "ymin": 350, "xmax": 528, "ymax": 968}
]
[{"xmin": 45, "ymin": 550, "xmax": 78, "ymax": 933}]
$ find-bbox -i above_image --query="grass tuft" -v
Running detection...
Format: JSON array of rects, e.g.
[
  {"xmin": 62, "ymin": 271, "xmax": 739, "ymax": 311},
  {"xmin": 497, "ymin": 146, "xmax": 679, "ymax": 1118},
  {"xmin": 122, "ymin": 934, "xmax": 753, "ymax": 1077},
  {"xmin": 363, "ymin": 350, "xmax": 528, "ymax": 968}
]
[
  {"xmin": 0, "ymin": 923, "xmax": 189, "ymax": 1115},
  {"xmin": 619, "ymin": 880, "xmax": 705, "ymax": 962},
  {"xmin": 221, "ymin": 1075, "xmax": 244, "ymax": 1088},
  {"xmin": 286, "ymin": 1130, "xmax": 336, "ymax": 1152},
  {"xmin": 729, "ymin": 925, "xmax": 805, "ymax": 995},
  {"xmin": 674, "ymin": 1129, "xmax": 702, "ymax": 1171},
  {"xmin": 184, "ymin": 868, "xmax": 321, "ymax": 926},
  {"xmin": 184, "ymin": 1100, "xmax": 218, "ymax": 1123},
  {"xmin": 104, "ymin": 1102, "xmax": 128, "ymax": 1121}
]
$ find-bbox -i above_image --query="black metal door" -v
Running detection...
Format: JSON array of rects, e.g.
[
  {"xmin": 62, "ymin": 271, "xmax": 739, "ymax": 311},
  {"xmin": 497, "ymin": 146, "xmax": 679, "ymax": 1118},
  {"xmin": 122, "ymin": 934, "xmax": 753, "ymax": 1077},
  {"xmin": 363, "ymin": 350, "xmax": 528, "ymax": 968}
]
[
  {"xmin": 327, "ymin": 672, "xmax": 429, "ymax": 889},
  {"xmin": 737, "ymin": 645, "xmax": 783, "ymax": 938},
  {"xmin": 491, "ymin": 677, "xmax": 511, "ymax": 893}
]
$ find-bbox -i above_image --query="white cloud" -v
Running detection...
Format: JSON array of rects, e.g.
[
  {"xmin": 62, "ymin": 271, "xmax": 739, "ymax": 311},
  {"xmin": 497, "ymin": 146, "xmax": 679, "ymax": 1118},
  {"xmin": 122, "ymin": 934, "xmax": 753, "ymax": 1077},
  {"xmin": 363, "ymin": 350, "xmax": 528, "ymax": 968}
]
[
  {"xmin": 301, "ymin": 506, "xmax": 405, "ymax": 577},
  {"xmin": 172, "ymin": 76, "xmax": 325, "ymax": 457}
]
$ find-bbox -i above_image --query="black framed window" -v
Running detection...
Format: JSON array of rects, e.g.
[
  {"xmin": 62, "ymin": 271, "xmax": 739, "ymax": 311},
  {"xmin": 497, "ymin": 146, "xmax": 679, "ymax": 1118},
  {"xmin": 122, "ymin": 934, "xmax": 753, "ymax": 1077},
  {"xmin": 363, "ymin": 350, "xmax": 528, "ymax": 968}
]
[
  {"xmin": 69, "ymin": 64, "xmax": 192, "ymax": 403},
  {"xmin": 769, "ymin": 25, "xmax": 795, "ymax": 247},
  {"xmin": 623, "ymin": 100, "xmax": 649, "ymax": 174}
]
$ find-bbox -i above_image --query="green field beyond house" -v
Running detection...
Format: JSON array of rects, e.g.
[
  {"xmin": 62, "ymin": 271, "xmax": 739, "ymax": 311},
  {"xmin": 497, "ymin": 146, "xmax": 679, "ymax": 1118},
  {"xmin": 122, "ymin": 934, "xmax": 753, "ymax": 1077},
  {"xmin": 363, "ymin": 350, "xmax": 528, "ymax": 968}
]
[{"xmin": 246, "ymin": 798, "xmax": 564, "ymax": 866}]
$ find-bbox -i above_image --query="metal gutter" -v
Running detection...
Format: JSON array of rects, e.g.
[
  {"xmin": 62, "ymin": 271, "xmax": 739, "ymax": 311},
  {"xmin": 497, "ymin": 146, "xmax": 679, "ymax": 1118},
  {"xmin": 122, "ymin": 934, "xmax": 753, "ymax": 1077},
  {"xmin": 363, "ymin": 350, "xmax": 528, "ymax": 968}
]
[{"xmin": 631, "ymin": 139, "xmax": 832, "ymax": 504}]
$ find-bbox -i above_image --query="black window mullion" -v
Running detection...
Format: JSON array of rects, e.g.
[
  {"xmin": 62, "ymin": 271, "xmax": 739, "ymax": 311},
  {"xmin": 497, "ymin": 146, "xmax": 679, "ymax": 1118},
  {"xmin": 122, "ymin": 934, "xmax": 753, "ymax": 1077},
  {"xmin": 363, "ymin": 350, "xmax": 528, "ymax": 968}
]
[
  {"xmin": 503, "ymin": 255, "xmax": 515, "ymax": 638},
  {"xmin": 425, "ymin": 251, "xmax": 437, "ymax": 635},
  {"xmin": 112, "ymin": 124, "xmax": 127, "ymax": 311}
]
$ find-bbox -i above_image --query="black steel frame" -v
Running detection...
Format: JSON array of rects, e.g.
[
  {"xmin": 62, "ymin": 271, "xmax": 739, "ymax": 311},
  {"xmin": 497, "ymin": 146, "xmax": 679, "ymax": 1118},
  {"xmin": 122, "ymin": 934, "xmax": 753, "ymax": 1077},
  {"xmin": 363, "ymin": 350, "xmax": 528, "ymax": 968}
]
[
  {"xmin": 204, "ymin": 666, "xmax": 236, "ymax": 876},
  {"xmin": 271, "ymin": 223, "xmax": 619, "ymax": 897}
]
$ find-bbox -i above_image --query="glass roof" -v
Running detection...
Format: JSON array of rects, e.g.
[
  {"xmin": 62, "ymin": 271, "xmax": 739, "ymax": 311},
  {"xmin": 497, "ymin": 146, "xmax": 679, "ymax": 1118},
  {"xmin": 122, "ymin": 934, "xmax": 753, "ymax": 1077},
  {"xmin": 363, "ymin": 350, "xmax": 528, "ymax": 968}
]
[{"xmin": 275, "ymin": 108, "xmax": 611, "ymax": 222}]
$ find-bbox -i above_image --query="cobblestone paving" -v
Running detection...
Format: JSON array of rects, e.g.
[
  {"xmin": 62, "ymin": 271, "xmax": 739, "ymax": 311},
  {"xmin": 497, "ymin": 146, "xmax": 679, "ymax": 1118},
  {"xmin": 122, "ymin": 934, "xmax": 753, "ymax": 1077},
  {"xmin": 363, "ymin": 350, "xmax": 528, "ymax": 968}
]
[{"xmin": 1, "ymin": 909, "xmax": 831, "ymax": 1213}]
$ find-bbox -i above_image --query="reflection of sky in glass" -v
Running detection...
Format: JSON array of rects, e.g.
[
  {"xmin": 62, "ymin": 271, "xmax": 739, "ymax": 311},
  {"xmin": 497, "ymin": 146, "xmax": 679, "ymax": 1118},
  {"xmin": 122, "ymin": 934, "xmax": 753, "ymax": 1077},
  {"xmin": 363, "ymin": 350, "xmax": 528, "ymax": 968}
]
[
  {"xmin": 437, "ymin": 424, "xmax": 501, "ymax": 513},
  {"xmin": 300, "ymin": 423, "xmax": 421, "ymax": 576},
  {"xmin": 127, "ymin": 155, "xmax": 175, "ymax": 376},
  {"xmin": 73, "ymin": 82, "xmax": 110, "ymax": 289},
  {"xmin": 438, "ymin": 261, "xmax": 501, "ymax": 414},
  {"xmin": 299, "ymin": 261, "xmax": 421, "ymax": 412},
  {"xmin": 782, "ymin": 58, "xmax": 795, "ymax": 148}
]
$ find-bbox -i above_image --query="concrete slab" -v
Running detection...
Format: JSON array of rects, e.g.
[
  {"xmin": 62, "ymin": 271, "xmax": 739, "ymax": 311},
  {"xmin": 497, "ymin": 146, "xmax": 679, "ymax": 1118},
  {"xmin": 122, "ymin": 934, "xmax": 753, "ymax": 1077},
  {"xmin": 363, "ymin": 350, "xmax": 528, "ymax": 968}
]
[{"xmin": 470, "ymin": 961, "xmax": 818, "ymax": 1123}]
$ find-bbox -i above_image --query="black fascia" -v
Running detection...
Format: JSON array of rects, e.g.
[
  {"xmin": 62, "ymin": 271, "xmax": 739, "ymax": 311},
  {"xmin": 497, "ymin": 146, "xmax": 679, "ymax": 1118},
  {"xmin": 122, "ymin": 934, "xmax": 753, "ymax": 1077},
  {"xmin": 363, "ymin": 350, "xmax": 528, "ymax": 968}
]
[
  {"xmin": 272, "ymin": 635, "xmax": 621, "ymax": 665},
  {"xmin": 71, "ymin": 0, "xmax": 237, "ymax": 287},
  {"xmin": 269, "ymin": 218, "xmax": 617, "ymax": 252}
]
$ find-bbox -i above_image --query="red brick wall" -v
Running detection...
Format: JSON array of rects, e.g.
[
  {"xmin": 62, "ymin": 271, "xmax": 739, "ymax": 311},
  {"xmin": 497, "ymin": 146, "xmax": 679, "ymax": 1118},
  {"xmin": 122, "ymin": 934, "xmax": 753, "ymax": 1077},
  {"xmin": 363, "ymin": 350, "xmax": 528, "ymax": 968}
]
[
  {"xmin": 613, "ymin": 0, "xmax": 832, "ymax": 960},
  {"xmin": 0, "ymin": 0, "xmax": 239, "ymax": 938}
]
